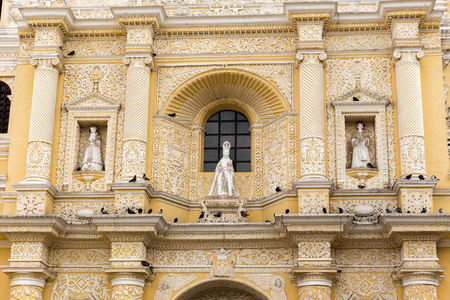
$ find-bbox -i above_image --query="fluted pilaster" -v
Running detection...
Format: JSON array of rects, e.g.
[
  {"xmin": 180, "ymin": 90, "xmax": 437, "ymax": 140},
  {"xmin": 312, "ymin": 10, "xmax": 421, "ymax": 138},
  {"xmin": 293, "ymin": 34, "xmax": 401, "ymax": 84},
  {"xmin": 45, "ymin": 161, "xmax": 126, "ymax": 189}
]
[
  {"xmin": 297, "ymin": 52, "xmax": 327, "ymax": 179},
  {"xmin": 121, "ymin": 56, "xmax": 152, "ymax": 181},
  {"xmin": 394, "ymin": 50, "xmax": 427, "ymax": 176}
]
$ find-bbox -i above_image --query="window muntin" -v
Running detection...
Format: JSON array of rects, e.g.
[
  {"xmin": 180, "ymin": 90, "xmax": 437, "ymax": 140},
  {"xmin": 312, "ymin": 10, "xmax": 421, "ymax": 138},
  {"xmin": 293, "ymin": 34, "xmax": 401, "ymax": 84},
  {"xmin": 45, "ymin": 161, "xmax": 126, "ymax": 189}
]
[{"xmin": 204, "ymin": 110, "xmax": 251, "ymax": 172}]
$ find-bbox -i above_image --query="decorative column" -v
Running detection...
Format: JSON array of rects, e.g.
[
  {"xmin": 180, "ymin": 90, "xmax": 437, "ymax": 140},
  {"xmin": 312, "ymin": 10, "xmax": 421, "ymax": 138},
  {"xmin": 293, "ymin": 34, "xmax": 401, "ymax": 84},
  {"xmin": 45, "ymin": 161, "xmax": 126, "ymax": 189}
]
[
  {"xmin": 104, "ymin": 234, "xmax": 154, "ymax": 300},
  {"xmin": 398, "ymin": 237, "xmax": 444, "ymax": 300},
  {"xmin": 121, "ymin": 26, "xmax": 154, "ymax": 182},
  {"xmin": 24, "ymin": 28, "xmax": 63, "ymax": 182},
  {"xmin": 297, "ymin": 51, "xmax": 327, "ymax": 180},
  {"xmin": 293, "ymin": 240, "xmax": 336, "ymax": 300}
]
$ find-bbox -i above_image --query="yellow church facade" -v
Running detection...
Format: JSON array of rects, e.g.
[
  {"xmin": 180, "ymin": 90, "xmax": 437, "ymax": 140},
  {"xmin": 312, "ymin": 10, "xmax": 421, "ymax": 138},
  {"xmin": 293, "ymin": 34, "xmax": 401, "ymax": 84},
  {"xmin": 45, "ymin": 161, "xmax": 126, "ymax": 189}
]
[{"xmin": 1, "ymin": 0, "xmax": 450, "ymax": 299}]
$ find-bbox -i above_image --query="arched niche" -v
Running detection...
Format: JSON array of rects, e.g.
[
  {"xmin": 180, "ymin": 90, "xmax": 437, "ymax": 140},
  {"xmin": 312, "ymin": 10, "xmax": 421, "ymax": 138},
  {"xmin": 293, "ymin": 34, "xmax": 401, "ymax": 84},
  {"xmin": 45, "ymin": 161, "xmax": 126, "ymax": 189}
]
[
  {"xmin": 173, "ymin": 279, "xmax": 270, "ymax": 300},
  {"xmin": 161, "ymin": 69, "xmax": 289, "ymax": 126}
]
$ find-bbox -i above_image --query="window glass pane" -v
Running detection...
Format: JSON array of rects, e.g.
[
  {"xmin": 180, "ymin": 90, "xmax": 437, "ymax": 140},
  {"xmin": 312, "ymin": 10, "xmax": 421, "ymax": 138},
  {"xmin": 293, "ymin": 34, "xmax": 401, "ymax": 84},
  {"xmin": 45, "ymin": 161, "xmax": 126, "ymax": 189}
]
[
  {"xmin": 236, "ymin": 149, "xmax": 251, "ymax": 161},
  {"xmin": 204, "ymin": 163, "xmax": 217, "ymax": 172},
  {"xmin": 220, "ymin": 136, "xmax": 235, "ymax": 146},
  {"xmin": 236, "ymin": 162, "xmax": 251, "ymax": 172},
  {"xmin": 237, "ymin": 113, "xmax": 247, "ymax": 120},
  {"xmin": 208, "ymin": 113, "xmax": 219, "ymax": 121},
  {"xmin": 220, "ymin": 122, "xmax": 235, "ymax": 134},
  {"xmin": 204, "ymin": 150, "xmax": 219, "ymax": 162},
  {"xmin": 204, "ymin": 136, "xmax": 218, "ymax": 148},
  {"xmin": 220, "ymin": 111, "xmax": 235, "ymax": 120},
  {"xmin": 205, "ymin": 122, "xmax": 218, "ymax": 134},
  {"xmin": 236, "ymin": 136, "xmax": 251, "ymax": 148},
  {"xmin": 237, "ymin": 121, "xmax": 250, "ymax": 134}
]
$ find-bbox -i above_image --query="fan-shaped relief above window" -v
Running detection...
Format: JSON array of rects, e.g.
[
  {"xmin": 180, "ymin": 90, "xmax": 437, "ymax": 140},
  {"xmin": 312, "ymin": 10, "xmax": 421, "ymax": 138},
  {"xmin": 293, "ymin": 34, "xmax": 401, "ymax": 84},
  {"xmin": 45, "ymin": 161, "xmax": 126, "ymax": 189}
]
[
  {"xmin": 331, "ymin": 88, "xmax": 392, "ymax": 190},
  {"xmin": 61, "ymin": 93, "xmax": 120, "ymax": 193}
]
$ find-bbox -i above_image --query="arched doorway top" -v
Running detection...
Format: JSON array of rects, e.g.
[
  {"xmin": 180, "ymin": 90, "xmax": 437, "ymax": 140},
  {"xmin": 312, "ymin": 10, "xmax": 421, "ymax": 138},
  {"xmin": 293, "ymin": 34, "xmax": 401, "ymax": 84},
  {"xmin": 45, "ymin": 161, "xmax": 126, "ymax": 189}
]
[
  {"xmin": 174, "ymin": 278, "xmax": 270, "ymax": 300},
  {"xmin": 161, "ymin": 69, "xmax": 289, "ymax": 126}
]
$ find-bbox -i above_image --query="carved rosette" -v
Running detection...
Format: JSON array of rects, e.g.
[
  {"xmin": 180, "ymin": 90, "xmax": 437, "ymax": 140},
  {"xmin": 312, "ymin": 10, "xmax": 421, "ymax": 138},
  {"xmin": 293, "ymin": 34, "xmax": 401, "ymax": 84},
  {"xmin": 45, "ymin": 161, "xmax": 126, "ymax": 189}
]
[
  {"xmin": 121, "ymin": 57, "xmax": 152, "ymax": 181},
  {"xmin": 16, "ymin": 193, "xmax": 46, "ymax": 215},
  {"xmin": 297, "ymin": 52, "xmax": 327, "ymax": 179},
  {"xmin": 393, "ymin": 50, "xmax": 427, "ymax": 176},
  {"xmin": 299, "ymin": 192, "xmax": 327, "ymax": 214}
]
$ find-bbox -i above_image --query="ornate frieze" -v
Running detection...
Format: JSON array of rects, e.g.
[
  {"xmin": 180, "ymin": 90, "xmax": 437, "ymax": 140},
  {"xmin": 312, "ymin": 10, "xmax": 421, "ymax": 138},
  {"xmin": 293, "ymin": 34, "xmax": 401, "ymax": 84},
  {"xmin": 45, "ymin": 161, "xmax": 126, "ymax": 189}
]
[
  {"xmin": 325, "ymin": 34, "xmax": 391, "ymax": 51},
  {"xmin": 50, "ymin": 273, "xmax": 110, "ymax": 300},
  {"xmin": 51, "ymin": 248, "xmax": 110, "ymax": 266},
  {"xmin": 298, "ymin": 241, "xmax": 331, "ymax": 267},
  {"xmin": 63, "ymin": 40, "xmax": 125, "ymax": 56},
  {"xmin": 16, "ymin": 193, "xmax": 46, "ymax": 215},
  {"xmin": 299, "ymin": 192, "xmax": 328, "ymax": 214}
]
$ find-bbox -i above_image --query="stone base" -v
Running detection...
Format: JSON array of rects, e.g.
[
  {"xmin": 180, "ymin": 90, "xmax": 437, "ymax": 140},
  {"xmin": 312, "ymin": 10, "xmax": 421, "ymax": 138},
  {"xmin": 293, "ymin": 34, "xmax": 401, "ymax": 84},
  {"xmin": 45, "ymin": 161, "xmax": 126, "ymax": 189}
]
[{"xmin": 199, "ymin": 196, "xmax": 247, "ymax": 223}]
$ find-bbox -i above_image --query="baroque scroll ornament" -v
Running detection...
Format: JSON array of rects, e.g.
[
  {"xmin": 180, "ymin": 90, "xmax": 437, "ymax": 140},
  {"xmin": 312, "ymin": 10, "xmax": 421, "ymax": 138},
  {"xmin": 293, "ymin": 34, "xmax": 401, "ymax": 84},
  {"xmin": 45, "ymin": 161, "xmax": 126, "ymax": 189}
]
[
  {"xmin": 155, "ymin": 274, "xmax": 200, "ymax": 300},
  {"xmin": 11, "ymin": 285, "xmax": 43, "ymax": 300},
  {"xmin": 51, "ymin": 274, "xmax": 110, "ymax": 300}
]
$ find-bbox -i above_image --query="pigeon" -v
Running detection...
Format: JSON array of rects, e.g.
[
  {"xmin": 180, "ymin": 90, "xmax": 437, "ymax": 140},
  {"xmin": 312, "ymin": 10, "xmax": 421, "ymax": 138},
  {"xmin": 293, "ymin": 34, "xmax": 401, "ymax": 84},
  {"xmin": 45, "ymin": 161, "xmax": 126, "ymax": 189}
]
[
  {"xmin": 386, "ymin": 208, "xmax": 392, "ymax": 213},
  {"xmin": 240, "ymin": 211, "xmax": 249, "ymax": 217},
  {"xmin": 173, "ymin": 218, "xmax": 178, "ymax": 223},
  {"xmin": 338, "ymin": 208, "xmax": 344, "ymax": 214},
  {"xmin": 138, "ymin": 208, "xmax": 143, "ymax": 214},
  {"xmin": 265, "ymin": 220, "xmax": 271, "ymax": 223},
  {"xmin": 152, "ymin": 52, "xmax": 157, "ymax": 57},
  {"xmin": 168, "ymin": 113, "xmax": 176, "ymax": 117},
  {"xmin": 421, "ymin": 207, "xmax": 427, "ymax": 213},
  {"xmin": 285, "ymin": 209, "xmax": 290, "ymax": 214},
  {"xmin": 199, "ymin": 212, "xmax": 205, "ymax": 219},
  {"xmin": 407, "ymin": 210, "xmax": 411, "ymax": 213},
  {"xmin": 213, "ymin": 212, "xmax": 222, "ymax": 218},
  {"xmin": 405, "ymin": 174, "xmax": 412, "ymax": 180},
  {"xmin": 59, "ymin": 46, "xmax": 63, "ymax": 51},
  {"xmin": 66, "ymin": 50, "xmax": 75, "ymax": 56},
  {"xmin": 158, "ymin": 209, "xmax": 163, "ymax": 214},
  {"xmin": 322, "ymin": 207, "xmax": 327, "ymax": 214},
  {"xmin": 127, "ymin": 208, "xmax": 136, "ymax": 214},
  {"xmin": 418, "ymin": 175, "xmax": 425, "ymax": 180},
  {"xmin": 129, "ymin": 175, "xmax": 137, "ymax": 182},
  {"xmin": 148, "ymin": 266, "xmax": 154, "ymax": 273},
  {"xmin": 143, "ymin": 173, "xmax": 150, "ymax": 181},
  {"xmin": 367, "ymin": 163, "xmax": 375, "ymax": 168},
  {"xmin": 147, "ymin": 209, "xmax": 153, "ymax": 214},
  {"xmin": 431, "ymin": 175, "xmax": 439, "ymax": 180},
  {"xmin": 358, "ymin": 183, "xmax": 366, "ymax": 189},
  {"xmin": 141, "ymin": 261, "xmax": 150, "ymax": 267},
  {"xmin": 353, "ymin": 97, "xmax": 359, "ymax": 101},
  {"xmin": 76, "ymin": 167, "xmax": 81, "ymax": 171},
  {"xmin": 395, "ymin": 207, "xmax": 402, "ymax": 213},
  {"xmin": 439, "ymin": 208, "xmax": 444, "ymax": 213},
  {"xmin": 275, "ymin": 187, "xmax": 282, "ymax": 192},
  {"xmin": 101, "ymin": 207, "xmax": 108, "ymax": 214}
]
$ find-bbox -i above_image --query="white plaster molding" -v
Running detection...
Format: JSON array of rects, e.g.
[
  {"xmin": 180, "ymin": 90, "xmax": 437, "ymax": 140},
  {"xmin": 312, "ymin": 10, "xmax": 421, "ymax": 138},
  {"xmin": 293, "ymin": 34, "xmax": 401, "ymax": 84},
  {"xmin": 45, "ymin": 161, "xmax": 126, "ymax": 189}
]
[
  {"xmin": 111, "ymin": 277, "xmax": 145, "ymax": 287},
  {"xmin": 402, "ymin": 278, "xmax": 439, "ymax": 287},
  {"xmin": 297, "ymin": 278, "xmax": 332, "ymax": 287},
  {"xmin": 10, "ymin": 277, "xmax": 46, "ymax": 288}
]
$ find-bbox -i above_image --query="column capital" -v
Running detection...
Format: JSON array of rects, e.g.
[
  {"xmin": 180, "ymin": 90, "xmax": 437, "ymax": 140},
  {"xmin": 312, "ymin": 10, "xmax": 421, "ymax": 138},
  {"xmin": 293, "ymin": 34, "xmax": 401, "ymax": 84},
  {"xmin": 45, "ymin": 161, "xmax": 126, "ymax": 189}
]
[
  {"xmin": 296, "ymin": 51, "xmax": 327, "ymax": 65},
  {"xmin": 30, "ymin": 56, "xmax": 63, "ymax": 72},
  {"xmin": 392, "ymin": 49, "xmax": 424, "ymax": 63},
  {"xmin": 123, "ymin": 55, "xmax": 154, "ymax": 70}
]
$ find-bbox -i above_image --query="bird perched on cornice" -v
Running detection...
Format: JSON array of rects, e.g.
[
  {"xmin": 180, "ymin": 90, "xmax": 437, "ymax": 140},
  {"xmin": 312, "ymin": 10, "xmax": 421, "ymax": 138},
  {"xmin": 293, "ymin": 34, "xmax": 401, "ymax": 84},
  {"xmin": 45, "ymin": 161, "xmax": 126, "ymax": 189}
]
[
  {"xmin": 421, "ymin": 207, "xmax": 427, "ymax": 213},
  {"xmin": 265, "ymin": 220, "xmax": 271, "ymax": 223},
  {"xmin": 353, "ymin": 96, "xmax": 359, "ymax": 101},
  {"xmin": 358, "ymin": 183, "xmax": 366, "ymax": 189},
  {"xmin": 275, "ymin": 186, "xmax": 282, "ymax": 192},
  {"xmin": 395, "ymin": 207, "xmax": 402, "ymax": 213},
  {"xmin": 168, "ymin": 113, "xmax": 176, "ymax": 117},
  {"xmin": 173, "ymin": 218, "xmax": 178, "ymax": 223},
  {"xmin": 439, "ymin": 208, "xmax": 444, "ymax": 213},
  {"xmin": 158, "ymin": 209, "xmax": 163, "ymax": 214},
  {"xmin": 407, "ymin": 210, "xmax": 411, "ymax": 213},
  {"xmin": 101, "ymin": 207, "xmax": 108, "ymax": 214},
  {"xmin": 127, "ymin": 208, "xmax": 136, "ymax": 214},
  {"xmin": 431, "ymin": 175, "xmax": 439, "ymax": 180},
  {"xmin": 138, "ymin": 208, "xmax": 143, "ymax": 214},
  {"xmin": 405, "ymin": 174, "xmax": 412, "ymax": 180},
  {"xmin": 129, "ymin": 175, "xmax": 137, "ymax": 182},
  {"xmin": 367, "ymin": 163, "xmax": 375, "ymax": 168},
  {"xmin": 241, "ymin": 211, "xmax": 249, "ymax": 217},
  {"xmin": 199, "ymin": 212, "xmax": 204, "ymax": 219},
  {"xmin": 147, "ymin": 209, "xmax": 153, "ymax": 214},
  {"xmin": 386, "ymin": 208, "xmax": 392, "ymax": 213},
  {"xmin": 213, "ymin": 212, "xmax": 222, "ymax": 218},
  {"xmin": 418, "ymin": 175, "xmax": 425, "ymax": 180},
  {"xmin": 322, "ymin": 207, "xmax": 327, "ymax": 214},
  {"xmin": 338, "ymin": 208, "xmax": 344, "ymax": 214},
  {"xmin": 285, "ymin": 209, "xmax": 289, "ymax": 214},
  {"xmin": 141, "ymin": 261, "xmax": 150, "ymax": 267},
  {"xmin": 143, "ymin": 173, "xmax": 150, "ymax": 181},
  {"xmin": 66, "ymin": 50, "xmax": 75, "ymax": 56}
]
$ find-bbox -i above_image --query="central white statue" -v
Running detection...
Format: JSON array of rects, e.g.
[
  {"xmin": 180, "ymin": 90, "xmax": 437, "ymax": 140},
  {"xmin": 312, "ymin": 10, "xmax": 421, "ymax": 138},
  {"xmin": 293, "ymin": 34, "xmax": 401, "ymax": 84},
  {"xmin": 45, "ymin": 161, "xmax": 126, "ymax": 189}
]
[
  {"xmin": 351, "ymin": 121, "xmax": 371, "ymax": 168},
  {"xmin": 80, "ymin": 126, "xmax": 103, "ymax": 172},
  {"xmin": 208, "ymin": 141, "xmax": 240, "ymax": 197}
]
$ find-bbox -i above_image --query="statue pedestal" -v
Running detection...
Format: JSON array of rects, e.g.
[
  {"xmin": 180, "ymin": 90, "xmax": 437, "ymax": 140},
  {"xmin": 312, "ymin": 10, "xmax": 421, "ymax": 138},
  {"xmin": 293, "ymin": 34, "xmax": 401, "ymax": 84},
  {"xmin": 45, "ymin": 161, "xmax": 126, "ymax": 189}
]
[
  {"xmin": 346, "ymin": 168, "xmax": 378, "ymax": 188},
  {"xmin": 199, "ymin": 196, "xmax": 247, "ymax": 223}
]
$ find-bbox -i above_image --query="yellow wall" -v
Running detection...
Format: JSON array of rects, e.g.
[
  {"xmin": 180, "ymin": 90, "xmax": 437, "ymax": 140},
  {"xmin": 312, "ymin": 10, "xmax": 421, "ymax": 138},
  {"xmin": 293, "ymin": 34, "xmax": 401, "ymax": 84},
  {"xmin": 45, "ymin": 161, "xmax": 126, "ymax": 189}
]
[{"xmin": 0, "ymin": 248, "xmax": 10, "ymax": 300}]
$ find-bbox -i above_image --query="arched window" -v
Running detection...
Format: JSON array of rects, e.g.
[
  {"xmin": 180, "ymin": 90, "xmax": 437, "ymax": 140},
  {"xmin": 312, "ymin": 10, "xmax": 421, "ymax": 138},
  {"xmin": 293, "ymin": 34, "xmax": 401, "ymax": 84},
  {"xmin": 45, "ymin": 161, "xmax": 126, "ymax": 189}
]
[
  {"xmin": 0, "ymin": 82, "xmax": 11, "ymax": 134},
  {"xmin": 204, "ymin": 110, "xmax": 251, "ymax": 172}
]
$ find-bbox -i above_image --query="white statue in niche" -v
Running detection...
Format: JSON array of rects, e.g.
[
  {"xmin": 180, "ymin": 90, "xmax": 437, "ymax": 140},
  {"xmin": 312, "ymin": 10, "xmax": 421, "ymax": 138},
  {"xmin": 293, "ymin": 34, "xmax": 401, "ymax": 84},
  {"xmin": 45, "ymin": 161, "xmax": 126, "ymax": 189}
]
[
  {"xmin": 208, "ymin": 141, "xmax": 240, "ymax": 197},
  {"xmin": 351, "ymin": 121, "xmax": 372, "ymax": 168},
  {"xmin": 80, "ymin": 126, "xmax": 103, "ymax": 172}
]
